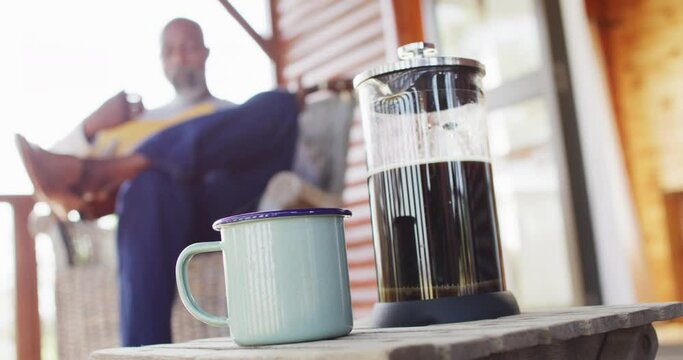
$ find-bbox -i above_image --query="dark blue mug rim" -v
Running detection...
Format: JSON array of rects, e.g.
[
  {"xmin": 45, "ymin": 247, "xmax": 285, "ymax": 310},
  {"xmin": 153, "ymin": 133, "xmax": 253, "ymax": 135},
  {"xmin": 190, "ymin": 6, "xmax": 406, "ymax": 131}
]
[{"xmin": 212, "ymin": 208, "xmax": 352, "ymax": 230}]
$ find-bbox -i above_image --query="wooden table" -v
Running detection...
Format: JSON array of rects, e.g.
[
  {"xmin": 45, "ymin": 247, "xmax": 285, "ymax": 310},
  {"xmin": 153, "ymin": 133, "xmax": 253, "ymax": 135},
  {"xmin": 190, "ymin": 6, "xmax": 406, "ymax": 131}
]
[{"xmin": 91, "ymin": 302, "xmax": 682, "ymax": 359}]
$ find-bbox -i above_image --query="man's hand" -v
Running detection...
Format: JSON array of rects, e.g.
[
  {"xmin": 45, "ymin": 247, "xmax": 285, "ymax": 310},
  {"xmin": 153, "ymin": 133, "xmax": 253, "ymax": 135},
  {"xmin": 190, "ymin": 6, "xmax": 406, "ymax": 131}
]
[
  {"xmin": 325, "ymin": 78, "xmax": 354, "ymax": 93},
  {"xmin": 83, "ymin": 91, "xmax": 144, "ymax": 142},
  {"xmin": 78, "ymin": 190, "xmax": 117, "ymax": 220}
]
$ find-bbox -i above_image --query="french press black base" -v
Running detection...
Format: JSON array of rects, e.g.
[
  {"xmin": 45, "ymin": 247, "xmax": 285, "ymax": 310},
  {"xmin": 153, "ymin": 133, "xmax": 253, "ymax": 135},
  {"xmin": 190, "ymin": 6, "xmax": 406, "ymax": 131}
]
[{"xmin": 372, "ymin": 291, "xmax": 520, "ymax": 328}]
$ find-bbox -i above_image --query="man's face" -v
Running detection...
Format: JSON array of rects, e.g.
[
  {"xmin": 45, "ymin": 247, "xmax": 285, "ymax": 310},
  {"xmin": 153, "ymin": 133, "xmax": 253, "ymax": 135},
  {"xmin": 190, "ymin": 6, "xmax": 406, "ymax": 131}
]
[{"xmin": 161, "ymin": 21, "xmax": 209, "ymax": 93}]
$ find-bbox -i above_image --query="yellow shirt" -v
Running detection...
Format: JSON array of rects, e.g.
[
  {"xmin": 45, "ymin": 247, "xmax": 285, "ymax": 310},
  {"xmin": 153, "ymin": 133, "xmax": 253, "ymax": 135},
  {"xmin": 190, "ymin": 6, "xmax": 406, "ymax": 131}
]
[{"xmin": 91, "ymin": 102, "xmax": 217, "ymax": 157}]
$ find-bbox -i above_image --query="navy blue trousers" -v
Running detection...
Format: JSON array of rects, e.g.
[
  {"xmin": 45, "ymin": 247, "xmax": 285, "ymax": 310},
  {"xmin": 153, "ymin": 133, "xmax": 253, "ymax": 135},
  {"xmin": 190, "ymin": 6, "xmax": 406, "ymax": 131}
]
[{"xmin": 115, "ymin": 91, "xmax": 299, "ymax": 346}]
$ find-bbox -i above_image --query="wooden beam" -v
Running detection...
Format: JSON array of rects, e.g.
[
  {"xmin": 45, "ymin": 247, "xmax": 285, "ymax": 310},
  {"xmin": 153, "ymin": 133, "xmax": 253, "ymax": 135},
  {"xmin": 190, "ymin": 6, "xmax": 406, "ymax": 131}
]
[
  {"xmin": 664, "ymin": 191, "xmax": 683, "ymax": 302},
  {"xmin": 216, "ymin": 0, "xmax": 276, "ymax": 61},
  {"xmin": 379, "ymin": 0, "xmax": 424, "ymax": 58},
  {"xmin": 0, "ymin": 195, "xmax": 40, "ymax": 360},
  {"xmin": 391, "ymin": 0, "xmax": 424, "ymax": 46},
  {"xmin": 269, "ymin": 0, "xmax": 285, "ymax": 86}
]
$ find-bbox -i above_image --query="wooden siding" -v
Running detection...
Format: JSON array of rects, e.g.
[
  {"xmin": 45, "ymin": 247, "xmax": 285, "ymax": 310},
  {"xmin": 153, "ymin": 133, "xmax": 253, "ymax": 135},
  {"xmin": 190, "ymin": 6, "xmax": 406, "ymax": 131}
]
[{"xmin": 272, "ymin": 0, "xmax": 387, "ymax": 318}]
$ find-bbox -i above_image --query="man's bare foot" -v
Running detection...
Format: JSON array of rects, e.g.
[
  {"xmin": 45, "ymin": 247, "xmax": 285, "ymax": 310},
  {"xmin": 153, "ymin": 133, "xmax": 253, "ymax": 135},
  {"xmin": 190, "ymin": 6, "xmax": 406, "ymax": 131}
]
[
  {"xmin": 16, "ymin": 135, "xmax": 150, "ymax": 220},
  {"xmin": 15, "ymin": 134, "xmax": 85, "ymax": 220},
  {"xmin": 74, "ymin": 155, "xmax": 149, "ymax": 219},
  {"xmin": 78, "ymin": 155, "xmax": 150, "ymax": 202}
]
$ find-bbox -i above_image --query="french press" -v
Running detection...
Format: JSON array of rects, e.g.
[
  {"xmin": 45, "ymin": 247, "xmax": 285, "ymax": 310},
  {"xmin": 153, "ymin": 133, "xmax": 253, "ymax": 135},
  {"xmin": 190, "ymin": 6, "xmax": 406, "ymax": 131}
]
[{"xmin": 354, "ymin": 42, "xmax": 519, "ymax": 327}]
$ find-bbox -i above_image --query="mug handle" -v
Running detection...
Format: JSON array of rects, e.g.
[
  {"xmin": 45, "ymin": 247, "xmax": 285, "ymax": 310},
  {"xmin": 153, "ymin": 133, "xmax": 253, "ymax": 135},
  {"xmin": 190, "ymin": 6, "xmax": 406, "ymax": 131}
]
[{"xmin": 175, "ymin": 241, "xmax": 230, "ymax": 327}]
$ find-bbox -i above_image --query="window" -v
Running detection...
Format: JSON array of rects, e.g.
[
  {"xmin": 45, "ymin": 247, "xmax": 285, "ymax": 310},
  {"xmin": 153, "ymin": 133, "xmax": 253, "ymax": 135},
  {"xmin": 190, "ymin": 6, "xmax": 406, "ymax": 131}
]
[{"xmin": 432, "ymin": 0, "xmax": 585, "ymax": 308}]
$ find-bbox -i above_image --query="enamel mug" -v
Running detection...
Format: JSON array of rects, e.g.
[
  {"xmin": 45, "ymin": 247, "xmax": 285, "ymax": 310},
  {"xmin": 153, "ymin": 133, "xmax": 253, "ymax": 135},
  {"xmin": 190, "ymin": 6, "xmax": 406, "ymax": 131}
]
[{"xmin": 175, "ymin": 208, "xmax": 353, "ymax": 346}]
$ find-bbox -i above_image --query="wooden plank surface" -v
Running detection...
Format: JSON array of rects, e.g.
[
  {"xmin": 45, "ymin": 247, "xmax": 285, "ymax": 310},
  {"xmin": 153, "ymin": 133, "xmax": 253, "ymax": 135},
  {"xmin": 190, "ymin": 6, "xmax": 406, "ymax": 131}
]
[{"xmin": 90, "ymin": 302, "xmax": 683, "ymax": 360}]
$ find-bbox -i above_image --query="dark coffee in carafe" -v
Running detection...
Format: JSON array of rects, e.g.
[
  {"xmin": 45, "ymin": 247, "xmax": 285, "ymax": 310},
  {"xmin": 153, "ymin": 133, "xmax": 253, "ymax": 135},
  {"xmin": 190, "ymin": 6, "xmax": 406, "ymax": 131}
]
[{"xmin": 368, "ymin": 159, "xmax": 504, "ymax": 302}]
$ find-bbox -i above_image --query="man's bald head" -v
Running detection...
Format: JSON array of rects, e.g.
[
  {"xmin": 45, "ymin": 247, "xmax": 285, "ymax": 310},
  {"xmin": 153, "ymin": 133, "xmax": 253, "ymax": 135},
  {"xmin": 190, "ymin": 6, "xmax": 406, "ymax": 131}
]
[
  {"xmin": 161, "ymin": 18, "xmax": 210, "ymax": 100},
  {"xmin": 162, "ymin": 18, "xmax": 205, "ymax": 47}
]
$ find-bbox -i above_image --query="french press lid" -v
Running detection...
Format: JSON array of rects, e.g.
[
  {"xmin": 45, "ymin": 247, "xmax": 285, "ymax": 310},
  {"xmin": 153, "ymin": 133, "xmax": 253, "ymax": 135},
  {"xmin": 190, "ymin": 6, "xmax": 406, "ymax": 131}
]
[{"xmin": 352, "ymin": 42, "xmax": 486, "ymax": 88}]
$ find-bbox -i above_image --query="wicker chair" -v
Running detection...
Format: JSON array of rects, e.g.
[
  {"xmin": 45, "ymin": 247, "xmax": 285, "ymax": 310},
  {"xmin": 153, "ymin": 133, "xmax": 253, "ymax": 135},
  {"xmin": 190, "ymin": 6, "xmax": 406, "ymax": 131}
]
[{"xmin": 32, "ymin": 93, "xmax": 355, "ymax": 359}]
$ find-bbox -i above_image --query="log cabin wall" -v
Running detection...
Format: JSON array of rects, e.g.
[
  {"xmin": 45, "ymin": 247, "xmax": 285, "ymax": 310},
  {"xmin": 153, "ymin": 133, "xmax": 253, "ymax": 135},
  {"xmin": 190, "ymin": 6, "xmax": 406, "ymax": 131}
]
[
  {"xmin": 270, "ymin": 0, "xmax": 388, "ymax": 317},
  {"xmin": 587, "ymin": 0, "xmax": 683, "ymax": 301}
]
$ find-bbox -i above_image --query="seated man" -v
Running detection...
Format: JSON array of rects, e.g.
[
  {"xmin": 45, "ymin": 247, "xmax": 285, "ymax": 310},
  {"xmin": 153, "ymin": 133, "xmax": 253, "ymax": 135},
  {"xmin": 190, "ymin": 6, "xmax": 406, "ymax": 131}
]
[
  {"xmin": 47, "ymin": 17, "xmax": 237, "ymax": 219},
  {"xmin": 18, "ymin": 89, "xmax": 300, "ymax": 347},
  {"xmin": 16, "ymin": 18, "xmax": 349, "ymax": 347}
]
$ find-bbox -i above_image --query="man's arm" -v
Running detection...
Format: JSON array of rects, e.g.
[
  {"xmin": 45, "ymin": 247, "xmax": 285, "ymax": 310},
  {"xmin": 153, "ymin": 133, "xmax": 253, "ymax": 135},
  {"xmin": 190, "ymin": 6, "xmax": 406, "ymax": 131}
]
[
  {"xmin": 134, "ymin": 90, "xmax": 299, "ymax": 179},
  {"xmin": 50, "ymin": 123, "xmax": 92, "ymax": 157},
  {"xmin": 50, "ymin": 91, "xmax": 143, "ymax": 156}
]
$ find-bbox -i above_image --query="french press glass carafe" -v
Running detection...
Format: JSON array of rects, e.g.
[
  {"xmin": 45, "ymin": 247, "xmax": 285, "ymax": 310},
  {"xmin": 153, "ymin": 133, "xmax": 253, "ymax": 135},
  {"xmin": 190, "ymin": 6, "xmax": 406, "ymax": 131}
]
[{"xmin": 354, "ymin": 42, "xmax": 519, "ymax": 327}]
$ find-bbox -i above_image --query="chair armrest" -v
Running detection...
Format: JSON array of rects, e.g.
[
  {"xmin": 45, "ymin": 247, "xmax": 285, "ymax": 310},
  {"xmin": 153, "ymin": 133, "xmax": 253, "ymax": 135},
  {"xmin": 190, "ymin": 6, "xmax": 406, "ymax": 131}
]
[{"xmin": 258, "ymin": 172, "xmax": 343, "ymax": 210}]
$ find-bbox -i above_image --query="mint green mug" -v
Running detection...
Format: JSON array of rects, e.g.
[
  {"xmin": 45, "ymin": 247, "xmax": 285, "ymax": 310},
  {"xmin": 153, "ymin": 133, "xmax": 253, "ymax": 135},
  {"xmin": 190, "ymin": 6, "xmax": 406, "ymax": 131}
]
[{"xmin": 175, "ymin": 208, "xmax": 353, "ymax": 346}]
